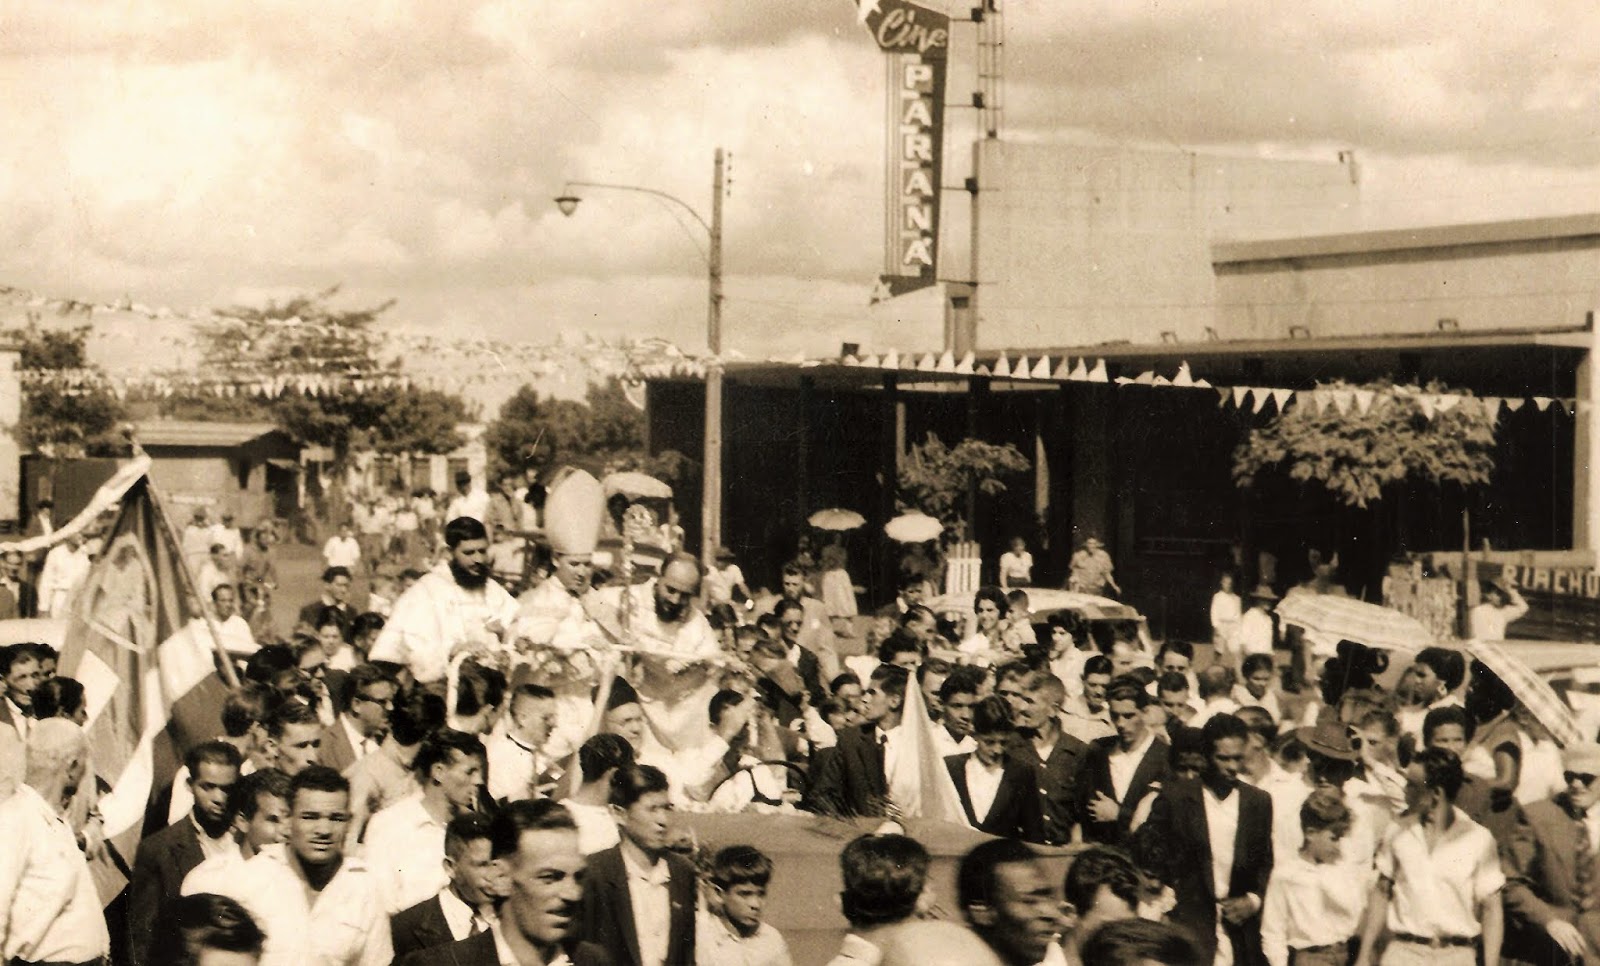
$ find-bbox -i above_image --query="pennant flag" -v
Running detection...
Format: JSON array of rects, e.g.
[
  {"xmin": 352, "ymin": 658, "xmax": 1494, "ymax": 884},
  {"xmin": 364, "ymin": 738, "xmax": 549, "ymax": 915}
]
[
  {"xmin": 1435, "ymin": 394, "xmax": 1461, "ymax": 413},
  {"xmin": 1305, "ymin": 391, "xmax": 1326, "ymax": 415},
  {"xmin": 1133, "ymin": 371, "xmax": 1156, "ymax": 386},
  {"xmin": 935, "ymin": 350, "xmax": 955, "ymax": 373},
  {"xmin": 1271, "ymin": 388, "xmax": 1294, "ymax": 412},
  {"xmin": 1067, "ymin": 359, "xmax": 1089, "ymax": 381},
  {"xmin": 992, "ymin": 354, "xmax": 1011, "ymax": 378},
  {"xmin": 1114, "ymin": 376, "xmax": 1135, "ymax": 386},
  {"xmin": 955, "ymin": 352, "xmax": 975, "ymax": 374},
  {"xmin": 1218, "ymin": 387, "xmax": 1232, "ymax": 407},
  {"xmin": 881, "ymin": 350, "xmax": 900, "ymax": 369},
  {"xmin": 1013, "ymin": 356, "xmax": 1031, "ymax": 379},
  {"xmin": 58, "ymin": 458, "xmax": 233, "ymax": 903},
  {"xmin": 1353, "ymin": 390, "xmax": 1374, "ymax": 414},
  {"xmin": 1534, "ymin": 397, "xmax": 1553, "ymax": 412},
  {"xmin": 1053, "ymin": 358, "xmax": 1072, "ymax": 380},
  {"xmin": 887, "ymin": 672, "xmax": 971, "ymax": 826},
  {"xmin": 1031, "ymin": 356, "xmax": 1051, "ymax": 379},
  {"xmin": 1172, "ymin": 363, "xmax": 1195, "ymax": 388},
  {"xmin": 1506, "ymin": 398, "xmax": 1526, "ymax": 412},
  {"xmin": 1087, "ymin": 360, "xmax": 1109, "ymax": 383},
  {"xmin": 861, "ymin": 354, "xmax": 880, "ymax": 368},
  {"xmin": 915, "ymin": 354, "xmax": 935, "ymax": 372},
  {"xmin": 1484, "ymin": 397, "xmax": 1502, "ymax": 425},
  {"xmin": 1232, "ymin": 386, "xmax": 1249, "ymax": 407},
  {"xmin": 1250, "ymin": 388, "xmax": 1270, "ymax": 413},
  {"xmin": 1417, "ymin": 396, "xmax": 1437, "ymax": 420}
]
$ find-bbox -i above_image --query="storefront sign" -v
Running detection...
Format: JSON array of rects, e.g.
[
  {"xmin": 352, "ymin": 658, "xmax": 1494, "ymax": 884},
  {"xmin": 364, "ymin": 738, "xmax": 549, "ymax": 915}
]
[{"xmin": 859, "ymin": 0, "xmax": 949, "ymax": 300}]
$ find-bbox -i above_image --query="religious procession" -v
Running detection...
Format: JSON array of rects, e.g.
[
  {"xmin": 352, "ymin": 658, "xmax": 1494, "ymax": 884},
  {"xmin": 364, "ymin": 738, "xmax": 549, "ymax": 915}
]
[{"xmin": 8, "ymin": 2, "xmax": 1600, "ymax": 966}]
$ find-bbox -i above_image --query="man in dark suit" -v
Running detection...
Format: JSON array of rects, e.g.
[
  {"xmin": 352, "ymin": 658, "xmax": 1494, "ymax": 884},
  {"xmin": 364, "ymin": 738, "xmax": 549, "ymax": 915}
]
[
  {"xmin": 1504, "ymin": 742, "xmax": 1600, "ymax": 965},
  {"xmin": 807, "ymin": 664, "xmax": 910, "ymax": 818},
  {"xmin": 773, "ymin": 598, "xmax": 828, "ymax": 705},
  {"xmin": 321, "ymin": 663, "xmax": 395, "ymax": 773},
  {"xmin": 392, "ymin": 813, "xmax": 505, "ymax": 959},
  {"xmin": 398, "ymin": 800, "xmax": 612, "ymax": 966},
  {"xmin": 947, "ymin": 695, "xmax": 1044, "ymax": 841},
  {"xmin": 579, "ymin": 763, "xmax": 696, "ymax": 966},
  {"xmin": 1076, "ymin": 676, "xmax": 1169, "ymax": 847},
  {"xmin": 127, "ymin": 741, "xmax": 243, "ymax": 966},
  {"xmin": 295, "ymin": 565, "xmax": 355, "ymax": 635},
  {"xmin": 1136, "ymin": 713, "xmax": 1274, "ymax": 966},
  {"xmin": 0, "ymin": 549, "xmax": 37, "ymax": 619}
]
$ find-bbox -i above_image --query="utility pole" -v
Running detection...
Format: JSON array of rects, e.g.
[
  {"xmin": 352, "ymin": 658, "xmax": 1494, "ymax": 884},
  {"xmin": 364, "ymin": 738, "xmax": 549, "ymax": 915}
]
[{"xmin": 701, "ymin": 148, "xmax": 726, "ymax": 568}]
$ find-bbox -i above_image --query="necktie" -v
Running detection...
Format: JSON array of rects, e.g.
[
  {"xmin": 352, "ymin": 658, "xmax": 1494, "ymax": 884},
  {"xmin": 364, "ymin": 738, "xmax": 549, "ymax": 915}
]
[
  {"xmin": 469, "ymin": 913, "xmax": 487, "ymax": 936},
  {"xmin": 1576, "ymin": 810, "xmax": 1596, "ymax": 912}
]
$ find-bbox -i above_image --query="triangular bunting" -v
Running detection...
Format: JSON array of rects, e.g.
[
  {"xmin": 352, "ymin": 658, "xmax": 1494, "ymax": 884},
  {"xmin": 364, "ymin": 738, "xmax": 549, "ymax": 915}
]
[
  {"xmin": 1087, "ymin": 360, "xmax": 1109, "ymax": 383},
  {"xmin": 1250, "ymin": 388, "xmax": 1270, "ymax": 413},
  {"xmin": 881, "ymin": 350, "xmax": 900, "ymax": 369},
  {"xmin": 1435, "ymin": 394, "xmax": 1461, "ymax": 413},
  {"xmin": 1031, "ymin": 356, "xmax": 1051, "ymax": 379},
  {"xmin": 1171, "ymin": 363, "xmax": 1195, "ymax": 388},
  {"xmin": 1505, "ymin": 398, "xmax": 1526, "ymax": 412},
  {"xmin": 1232, "ymin": 386, "xmax": 1249, "ymax": 407},
  {"xmin": 1013, "ymin": 356, "xmax": 1031, "ymax": 379},
  {"xmin": 916, "ymin": 354, "xmax": 936, "ymax": 372},
  {"xmin": 1218, "ymin": 387, "xmax": 1232, "ymax": 407},
  {"xmin": 1134, "ymin": 371, "xmax": 1155, "ymax": 386},
  {"xmin": 955, "ymin": 352, "xmax": 974, "ymax": 374},
  {"xmin": 1306, "ymin": 391, "xmax": 1327, "ymax": 415},
  {"xmin": 1353, "ymin": 390, "xmax": 1374, "ymax": 414},
  {"xmin": 1483, "ymin": 398, "xmax": 1502, "ymax": 425},
  {"xmin": 1534, "ymin": 397, "xmax": 1553, "ymax": 412},
  {"xmin": 1068, "ymin": 359, "xmax": 1088, "ymax": 381},
  {"xmin": 861, "ymin": 354, "xmax": 880, "ymax": 368},
  {"xmin": 935, "ymin": 351, "xmax": 956, "ymax": 373},
  {"xmin": 1418, "ymin": 396, "xmax": 1437, "ymax": 420},
  {"xmin": 992, "ymin": 354, "xmax": 1011, "ymax": 378},
  {"xmin": 1053, "ymin": 358, "xmax": 1072, "ymax": 380},
  {"xmin": 1271, "ymin": 388, "xmax": 1294, "ymax": 411}
]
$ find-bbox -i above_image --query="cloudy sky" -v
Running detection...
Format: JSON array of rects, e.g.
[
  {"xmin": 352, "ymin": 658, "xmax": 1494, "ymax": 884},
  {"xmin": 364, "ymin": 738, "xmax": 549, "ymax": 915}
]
[{"xmin": 4, "ymin": 1, "xmax": 1600, "ymax": 384}]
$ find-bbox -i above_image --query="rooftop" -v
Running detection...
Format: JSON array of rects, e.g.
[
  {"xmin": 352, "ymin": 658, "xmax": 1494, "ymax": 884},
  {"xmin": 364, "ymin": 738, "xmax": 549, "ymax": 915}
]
[
  {"xmin": 1213, "ymin": 211, "xmax": 1600, "ymax": 265},
  {"xmin": 132, "ymin": 420, "xmax": 286, "ymax": 448}
]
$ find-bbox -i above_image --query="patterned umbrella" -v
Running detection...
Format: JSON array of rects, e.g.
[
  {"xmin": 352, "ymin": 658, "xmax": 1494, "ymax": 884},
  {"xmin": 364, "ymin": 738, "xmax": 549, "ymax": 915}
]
[
  {"xmin": 1274, "ymin": 590, "xmax": 1437, "ymax": 655},
  {"xmin": 883, "ymin": 512, "xmax": 944, "ymax": 543},
  {"xmin": 807, "ymin": 508, "xmax": 866, "ymax": 531},
  {"xmin": 1466, "ymin": 638, "xmax": 1585, "ymax": 748}
]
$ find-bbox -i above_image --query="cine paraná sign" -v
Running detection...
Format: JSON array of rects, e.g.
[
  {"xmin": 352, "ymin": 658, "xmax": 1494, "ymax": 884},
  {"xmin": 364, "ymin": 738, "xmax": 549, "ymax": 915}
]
[{"xmin": 859, "ymin": 0, "xmax": 950, "ymax": 300}]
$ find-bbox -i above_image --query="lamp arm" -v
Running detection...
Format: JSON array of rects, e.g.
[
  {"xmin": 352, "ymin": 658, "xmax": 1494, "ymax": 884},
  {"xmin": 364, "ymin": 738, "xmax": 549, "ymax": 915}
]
[{"xmin": 562, "ymin": 181, "xmax": 712, "ymax": 236}]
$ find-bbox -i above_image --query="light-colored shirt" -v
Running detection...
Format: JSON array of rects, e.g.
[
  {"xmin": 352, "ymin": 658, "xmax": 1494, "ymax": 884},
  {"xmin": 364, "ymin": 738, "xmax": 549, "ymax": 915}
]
[
  {"xmin": 345, "ymin": 742, "xmax": 420, "ymax": 848},
  {"xmin": 322, "ymin": 536, "xmax": 362, "ymax": 569},
  {"xmin": 447, "ymin": 489, "xmax": 490, "ymax": 525},
  {"xmin": 696, "ymin": 912, "xmax": 794, "ymax": 966},
  {"xmin": 1230, "ymin": 684, "xmax": 1282, "ymax": 724},
  {"xmin": 965, "ymin": 757, "xmax": 1005, "ymax": 825},
  {"xmin": 559, "ymin": 798, "xmax": 621, "ymax": 855},
  {"xmin": 181, "ymin": 847, "xmax": 248, "ymax": 896},
  {"xmin": 438, "ymin": 885, "xmax": 492, "ymax": 942},
  {"xmin": 2, "ymin": 698, "xmax": 27, "ymax": 744},
  {"xmin": 488, "ymin": 919, "xmax": 568, "ymax": 966},
  {"xmin": 341, "ymin": 716, "xmax": 380, "ymax": 762},
  {"xmin": 1259, "ymin": 853, "xmax": 1369, "ymax": 966},
  {"xmin": 1238, "ymin": 608, "xmax": 1276, "ymax": 656},
  {"xmin": 192, "ymin": 814, "xmax": 241, "ymax": 863},
  {"xmin": 622, "ymin": 846, "xmax": 673, "ymax": 966},
  {"xmin": 208, "ymin": 843, "xmax": 392, "ymax": 966},
  {"xmin": 1108, "ymin": 732, "xmax": 1156, "ymax": 802},
  {"xmin": 1250, "ymin": 763, "xmax": 1310, "ymax": 859},
  {"xmin": 216, "ymin": 613, "xmax": 258, "ymax": 656},
  {"xmin": 1210, "ymin": 591, "xmax": 1242, "ymax": 642},
  {"xmin": 0, "ymin": 784, "xmax": 111, "ymax": 963},
  {"xmin": 1468, "ymin": 590, "xmax": 1528, "ymax": 640},
  {"xmin": 998, "ymin": 550, "xmax": 1033, "ymax": 586},
  {"xmin": 1374, "ymin": 807, "xmax": 1504, "ymax": 939},
  {"xmin": 485, "ymin": 731, "xmax": 543, "ymax": 803},
  {"xmin": 362, "ymin": 793, "xmax": 448, "ymax": 914},
  {"xmin": 1202, "ymin": 784, "xmax": 1241, "ymax": 900},
  {"xmin": 366, "ymin": 565, "xmax": 518, "ymax": 684},
  {"xmin": 38, "ymin": 543, "xmax": 90, "ymax": 617}
]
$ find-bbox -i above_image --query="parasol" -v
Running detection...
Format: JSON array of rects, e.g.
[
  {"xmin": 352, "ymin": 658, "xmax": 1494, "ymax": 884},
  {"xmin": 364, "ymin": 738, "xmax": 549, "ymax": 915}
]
[
  {"xmin": 1464, "ymin": 638, "xmax": 1585, "ymax": 747},
  {"xmin": 883, "ymin": 512, "xmax": 944, "ymax": 543},
  {"xmin": 601, "ymin": 471, "xmax": 673, "ymax": 500},
  {"xmin": 808, "ymin": 508, "xmax": 866, "ymax": 531},
  {"xmin": 1274, "ymin": 590, "xmax": 1436, "ymax": 655}
]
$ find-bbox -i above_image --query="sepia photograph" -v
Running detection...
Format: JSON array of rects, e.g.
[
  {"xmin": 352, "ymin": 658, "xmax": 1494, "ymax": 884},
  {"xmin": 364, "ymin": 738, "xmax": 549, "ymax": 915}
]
[{"xmin": 2, "ymin": 2, "xmax": 1600, "ymax": 964}]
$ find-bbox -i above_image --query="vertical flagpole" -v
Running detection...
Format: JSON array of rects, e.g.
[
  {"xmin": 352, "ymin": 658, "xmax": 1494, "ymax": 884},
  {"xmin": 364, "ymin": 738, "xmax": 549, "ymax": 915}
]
[{"xmin": 146, "ymin": 481, "xmax": 241, "ymax": 688}]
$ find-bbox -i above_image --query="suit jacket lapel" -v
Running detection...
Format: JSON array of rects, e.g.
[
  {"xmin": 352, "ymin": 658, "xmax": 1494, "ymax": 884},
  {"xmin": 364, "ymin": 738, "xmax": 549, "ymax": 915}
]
[
  {"xmin": 608, "ymin": 851, "xmax": 642, "ymax": 966},
  {"xmin": 1185, "ymin": 784, "xmax": 1217, "ymax": 901},
  {"xmin": 946, "ymin": 757, "xmax": 977, "ymax": 826}
]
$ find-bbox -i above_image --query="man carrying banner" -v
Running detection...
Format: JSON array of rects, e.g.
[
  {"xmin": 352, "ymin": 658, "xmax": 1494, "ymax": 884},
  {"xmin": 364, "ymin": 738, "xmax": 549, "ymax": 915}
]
[{"xmin": 368, "ymin": 516, "xmax": 519, "ymax": 693}]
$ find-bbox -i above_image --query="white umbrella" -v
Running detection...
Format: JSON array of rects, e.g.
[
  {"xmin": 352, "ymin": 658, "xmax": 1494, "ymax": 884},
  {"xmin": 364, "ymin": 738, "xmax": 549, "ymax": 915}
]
[
  {"xmin": 808, "ymin": 508, "xmax": 866, "ymax": 531},
  {"xmin": 1275, "ymin": 590, "xmax": 1436, "ymax": 655},
  {"xmin": 601, "ymin": 471, "xmax": 672, "ymax": 500},
  {"xmin": 884, "ymin": 512, "xmax": 944, "ymax": 543}
]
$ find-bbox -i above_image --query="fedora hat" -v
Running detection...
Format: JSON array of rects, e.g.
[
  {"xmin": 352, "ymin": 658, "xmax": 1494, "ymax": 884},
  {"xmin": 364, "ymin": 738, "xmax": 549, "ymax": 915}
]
[{"xmin": 1295, "ymin": 721, "xmax": 1361, "ymax": 762}]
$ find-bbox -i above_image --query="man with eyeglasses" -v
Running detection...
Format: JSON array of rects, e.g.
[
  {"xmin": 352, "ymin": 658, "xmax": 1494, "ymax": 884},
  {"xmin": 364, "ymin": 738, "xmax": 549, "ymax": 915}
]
[
  {"xmin": 1504, "ymin": 742, "xmax": 1600, "ymax": 964},
  {"xmin": 321, "ymin": 664, "xmax": 396, "ymax": 772}
]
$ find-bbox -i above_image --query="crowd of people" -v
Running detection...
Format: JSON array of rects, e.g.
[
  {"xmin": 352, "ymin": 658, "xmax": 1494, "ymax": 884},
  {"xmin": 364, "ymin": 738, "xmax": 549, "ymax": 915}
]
[{"xmin": 0, "ymin": 466, "xmax": 1590, "ymax": 966}]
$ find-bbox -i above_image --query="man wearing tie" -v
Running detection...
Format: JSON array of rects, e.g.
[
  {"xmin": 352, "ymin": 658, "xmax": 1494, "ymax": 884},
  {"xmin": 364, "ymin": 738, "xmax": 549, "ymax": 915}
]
[
  {"xmin": 390, "ymin": 813, "xmax": 510, "ymax": 958},
  {"xmin": 321, "ymin": 664, "xmax": 395, "ymax": 772},
  {"xmin": 1504, "ymin": 742, "xmax": 1600, "ymax": 964},
  {"xmin": 807, "ymin": 664, "xmax": 909, "ymax": 818},
  {"xmin": 1076, "ymin": 677, "xmax": 1169, "ymax": 847}
]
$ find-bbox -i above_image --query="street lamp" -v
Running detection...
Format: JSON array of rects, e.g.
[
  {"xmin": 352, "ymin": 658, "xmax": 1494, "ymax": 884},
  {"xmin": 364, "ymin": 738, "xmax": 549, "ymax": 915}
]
[{"xmin": 553, "ymin": 148, "xmax": 726, "ymax": 569}]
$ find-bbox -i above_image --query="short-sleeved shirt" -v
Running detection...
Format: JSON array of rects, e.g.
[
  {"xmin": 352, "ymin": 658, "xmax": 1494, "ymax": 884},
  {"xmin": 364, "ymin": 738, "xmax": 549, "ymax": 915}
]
[{"xmin": 1374, "ymin": 807, "xmax": 1504, "ymax": 939}]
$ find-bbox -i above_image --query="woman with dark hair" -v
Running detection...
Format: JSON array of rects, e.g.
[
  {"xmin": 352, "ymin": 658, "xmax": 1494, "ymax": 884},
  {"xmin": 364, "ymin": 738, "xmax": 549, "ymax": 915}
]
[
  {"xmin": 31, "ymin": 675, "xmax": 86, "ymax": 725},
  {"xmin": 1464, "ymin": 659, "xmax": 1524, "ymax": 801}
]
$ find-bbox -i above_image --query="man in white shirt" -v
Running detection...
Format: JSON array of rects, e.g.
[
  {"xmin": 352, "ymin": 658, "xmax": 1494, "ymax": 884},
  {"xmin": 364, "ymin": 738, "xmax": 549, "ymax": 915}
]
[
  {"xmin": 1238, "ymin": 585, "xmax": 1279, "ymax": 657},
  {"xmin": 1468, "ymin": 580, "xmax": 1529, "ymax": 641},
  {"xmin": 0, "ymin": 720, "xmax": 109, "ymax": 965},
  {"xmin": 322, "ymin": 522, "xmax": 362, "ymax": 571},
  {"xmin": 209, "ymin": 583, "xmax": 258, "ymax": 657},
  {"xmin": 1190, "ymin": 664, "xmax": 1242, "ymax": 729},
  {"xmin": 37, "ymin": 533, "xmax": 91, "ymax": 617},
  {"xmin": 445, "ymin": 471, "xmax": 489, "ymax": 526},
  {"xmin": 206, "ymin": 765, "xmax": 393, "ymax": 966},
  {"xmin": 197, "ymin": 543, "xmax": 239, "ymax": 604},
  {"xmin": 558, "ymin": 734, "xmax": 632, "ymax": 856},
  {"xmin": 486, "ymin": 683, "xmax": 558, "ymax": 803},
  {"xmin": 182, "ymin": 767, "xmax": 293, "ymax": 895},
  {"xmin": 367, "ymin": 517, "xmax": 519, "ymax": 690},
  {"xmin": 364, "ymin": 728, "xmax": 486, "ymax": 915},
  {"xmin": 1355, "ymin": 748, "xmax": 1504, "ymax": 966},
  {"xmin": 0, "ymin": 644, "xmax": 43, "ymax": 743},
  {"xmin": 212, "ymin": 511, "xmax": 245, "ymax": 559},
  {"xmin": 1079, "ymin": 678, "xmax": 1168, "ymax": 847}
]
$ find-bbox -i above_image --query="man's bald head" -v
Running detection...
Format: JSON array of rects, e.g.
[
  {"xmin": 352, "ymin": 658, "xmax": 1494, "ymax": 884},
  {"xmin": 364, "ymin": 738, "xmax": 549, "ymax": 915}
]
[{"xmin": 654, "ymin": 553, "xmax": 703, "ymax": 624}]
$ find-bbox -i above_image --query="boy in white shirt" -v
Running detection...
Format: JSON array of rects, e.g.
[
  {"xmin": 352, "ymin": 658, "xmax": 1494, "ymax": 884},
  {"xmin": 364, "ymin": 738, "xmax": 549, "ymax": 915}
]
[
  {"xmin": 1261, "ymin": 790, "xmax": 1366, "ymax": 966},
  {"xmin": 998, "ymin": 537, "xmax": 1034, "ymax": 590},
  {"xmin": 698, "ymin": 845, "xmax": 793, "ymax": 966}
]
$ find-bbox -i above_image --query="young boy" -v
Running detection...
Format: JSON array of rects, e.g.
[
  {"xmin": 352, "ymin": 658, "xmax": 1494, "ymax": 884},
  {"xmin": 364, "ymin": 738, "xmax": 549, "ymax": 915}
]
[
  {"xmin": 698, "ymin": 844, "xmax": 793, "ymax": 966},
  {"xmin": 1260, "ymin": 791, "xmax": 1367, "ymax": 966},
  {"xmin": 998, "ymin": 536, "xmax": 1033, "ymax": 590}
]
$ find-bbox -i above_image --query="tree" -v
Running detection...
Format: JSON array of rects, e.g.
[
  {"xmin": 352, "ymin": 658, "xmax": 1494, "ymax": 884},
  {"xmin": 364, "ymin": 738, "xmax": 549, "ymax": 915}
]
[
  {"xmin": 1232, "ymin": 379, "xmax": 1496, "ymax": 508},
  {"xmin": 172, "ymin": 287, "xmax": 468, "ymax": 460},
  {"xmin": 897, "ymin": 433, "xmax": 1031, "ymax": 529},
  {"xmin": 485, "ymin": 379, "xmax": 690, "ymax": 484},
  {"xmin": 12, "ymin": 323, "xmax": 126, "ymax": 456}
]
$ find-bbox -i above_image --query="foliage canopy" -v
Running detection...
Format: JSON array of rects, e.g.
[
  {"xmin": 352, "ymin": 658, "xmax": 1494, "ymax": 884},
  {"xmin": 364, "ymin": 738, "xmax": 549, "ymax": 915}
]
[
  {"xmin": 1232, "ymin": 379, "xmax": 1496, "ymax": 508},
  {"xmin": 897, "ymin": 433, "xmax": 1031, "ymax": 527}
]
